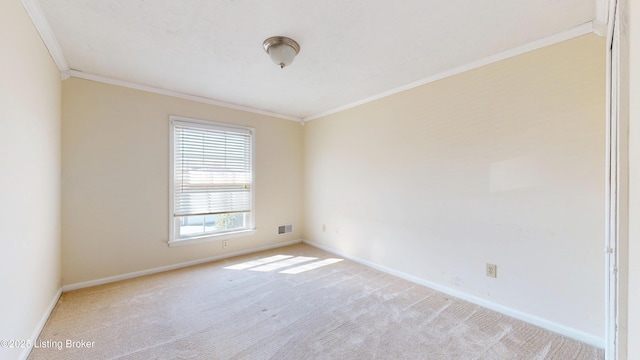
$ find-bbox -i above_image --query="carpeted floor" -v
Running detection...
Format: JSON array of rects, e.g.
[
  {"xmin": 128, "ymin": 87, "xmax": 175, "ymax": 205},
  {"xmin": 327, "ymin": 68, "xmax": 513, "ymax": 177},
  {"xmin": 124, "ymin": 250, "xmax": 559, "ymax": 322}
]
[{"xmin": 28, "ymin": 243, "xmax": 604, "ymax": 359}]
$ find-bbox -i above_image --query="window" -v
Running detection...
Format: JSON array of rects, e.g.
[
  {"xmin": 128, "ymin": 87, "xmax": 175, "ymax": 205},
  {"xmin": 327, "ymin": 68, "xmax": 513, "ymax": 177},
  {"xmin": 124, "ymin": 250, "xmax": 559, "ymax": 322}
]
[{"xmin": 169, "ymin": 116, "xmax": 254, "ymax": 245}]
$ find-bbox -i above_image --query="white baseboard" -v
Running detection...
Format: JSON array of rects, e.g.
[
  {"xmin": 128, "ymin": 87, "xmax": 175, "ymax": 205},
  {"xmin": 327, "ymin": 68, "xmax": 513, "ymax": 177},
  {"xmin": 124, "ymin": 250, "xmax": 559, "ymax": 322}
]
[
  {"xmin": 20, "ymin": 288, "xmax": 62, "ymax": 360},
  {"xmin": 61, "ymin": 239, "xmax": 302, "ymax": 292},
  {"xmin": 303, "ymin": 239, "xmax": 605, "ymax": 349}
]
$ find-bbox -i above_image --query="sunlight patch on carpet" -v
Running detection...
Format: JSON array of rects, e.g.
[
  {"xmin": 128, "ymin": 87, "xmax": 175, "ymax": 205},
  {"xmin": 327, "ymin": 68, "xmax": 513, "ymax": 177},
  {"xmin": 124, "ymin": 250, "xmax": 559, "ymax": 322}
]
[
  {"xmin": 249, "ymin": 256, "xmax": 318, "ymax": 272},
  {"xmin": 223, "ymin": 255, "xmax": 293, "ymax": 270},
  {"xmin": 224, "ymin": 255, "xmax": 345, "ymax": 274},
  {"xmin": 280, "ymin": 258, "xmax": 344, "ymax": 274}
]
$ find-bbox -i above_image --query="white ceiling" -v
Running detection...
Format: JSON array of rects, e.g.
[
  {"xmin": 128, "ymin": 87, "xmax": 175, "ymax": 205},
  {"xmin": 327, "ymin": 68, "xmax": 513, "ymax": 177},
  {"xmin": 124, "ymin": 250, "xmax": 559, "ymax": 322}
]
[{"xmin": 34, "ymin": 0, "xmax": 600, "ymax": 120}]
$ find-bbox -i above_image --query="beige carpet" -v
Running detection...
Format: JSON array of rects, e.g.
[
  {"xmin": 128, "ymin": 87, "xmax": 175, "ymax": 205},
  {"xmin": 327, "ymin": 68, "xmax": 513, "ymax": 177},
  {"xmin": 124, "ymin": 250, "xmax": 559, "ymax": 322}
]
[{"xmin": 29, "ymin": 243, "xmax": 603, "ymax": 360}]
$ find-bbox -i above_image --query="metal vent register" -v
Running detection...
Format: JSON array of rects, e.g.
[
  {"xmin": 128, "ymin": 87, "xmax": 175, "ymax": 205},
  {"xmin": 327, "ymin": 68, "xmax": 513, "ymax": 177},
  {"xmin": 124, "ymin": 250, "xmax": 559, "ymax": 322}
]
[{"xmin": 278, "ymin": 225, "xmax": 293, "ymax": 234}]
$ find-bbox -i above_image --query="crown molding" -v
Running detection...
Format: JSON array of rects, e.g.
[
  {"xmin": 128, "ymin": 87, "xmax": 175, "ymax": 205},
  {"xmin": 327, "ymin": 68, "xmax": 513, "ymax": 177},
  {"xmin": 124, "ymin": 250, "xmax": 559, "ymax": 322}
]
[
  {"xmin": 303, "ymin": 22, "xmax": 595, "ymax": 122},
  {"xmin": 69, "ymin": 70, "xmax": 302, "ymax": 122},
  {"xmin": 20, "ymin": 0, "xmax": 69, "ymax": 80},
  {"xmin": 593, "ymin": 0, "xmax": 612, "ymax": 36},
  {"xmin": 19, "ymin": 0, "xmax": 601, "ymax": 123}
]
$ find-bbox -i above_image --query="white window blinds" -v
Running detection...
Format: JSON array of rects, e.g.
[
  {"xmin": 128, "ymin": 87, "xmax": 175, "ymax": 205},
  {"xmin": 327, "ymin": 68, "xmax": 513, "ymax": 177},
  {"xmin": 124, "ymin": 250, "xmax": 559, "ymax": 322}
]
[{"xmin": 172, "ymin": 120, "xmax": 253, "ymax": 218}]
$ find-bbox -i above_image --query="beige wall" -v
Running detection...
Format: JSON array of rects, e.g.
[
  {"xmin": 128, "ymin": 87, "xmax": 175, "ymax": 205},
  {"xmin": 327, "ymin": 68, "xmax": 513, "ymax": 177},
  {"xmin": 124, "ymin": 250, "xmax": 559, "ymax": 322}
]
[
  {"xmin": 61, "ymin": 78, "xmax": 303, "ymax": 285},
  {"xmin": 0, "ymin": 1, "xmax": 615, "ymax": 355},
  {"xmin": 303, "ymin": 34, "xmax": 606, "ymax": 340},
  {"xmin": 0, "ymin": 0, "xmax": 62, "ymax": 359}
]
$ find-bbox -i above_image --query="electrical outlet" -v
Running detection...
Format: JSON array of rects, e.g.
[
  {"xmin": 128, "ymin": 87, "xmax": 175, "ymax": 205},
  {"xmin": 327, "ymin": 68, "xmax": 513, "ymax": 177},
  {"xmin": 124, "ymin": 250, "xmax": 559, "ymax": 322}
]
[
  {"xmin": 486, "ymin": 263, "xmax": 497, "ymax": 278},
  {"xmin": 223, "ymin": 240, "xmax": 229, "ymax": 249},
  {"xmin": 322, "ymin": 224, "xmax": 326, "ymax": 232}
]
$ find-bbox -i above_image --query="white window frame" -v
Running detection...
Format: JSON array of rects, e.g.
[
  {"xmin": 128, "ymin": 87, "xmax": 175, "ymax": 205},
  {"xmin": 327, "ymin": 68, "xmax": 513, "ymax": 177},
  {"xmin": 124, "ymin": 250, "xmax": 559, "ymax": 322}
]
[{"xmin": 169, "ymin": 116, "xmax": 256, "ymax": 247}]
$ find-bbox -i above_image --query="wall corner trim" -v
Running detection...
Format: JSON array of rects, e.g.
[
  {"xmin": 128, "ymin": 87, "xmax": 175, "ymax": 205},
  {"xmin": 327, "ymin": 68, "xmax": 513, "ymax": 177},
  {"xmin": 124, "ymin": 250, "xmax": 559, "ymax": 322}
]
[
  {"xmin": 19, "ymin": 288, "xmax": 62, "ymax": 360},
  {"xmin": 302, "ymin": 239, "xmax": 605, "ymax": 349},
  {"xmin": 592, "ymin": 20, "xmax": 608, "ymax": 37},
  {"xmin": 595, "ymin": 0, "xmax": 612, "ymax": 37},
  {"xmin": 20, "ymin": 0, "xmax": 69, "ymax": 73}
]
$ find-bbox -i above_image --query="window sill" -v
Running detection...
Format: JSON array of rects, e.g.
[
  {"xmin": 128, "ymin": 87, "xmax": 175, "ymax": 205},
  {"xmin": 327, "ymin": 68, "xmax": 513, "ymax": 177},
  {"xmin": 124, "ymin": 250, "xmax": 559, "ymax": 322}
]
[{"xmin": 168, "ymin": 229, "xmax": 256, "ymax": 247}]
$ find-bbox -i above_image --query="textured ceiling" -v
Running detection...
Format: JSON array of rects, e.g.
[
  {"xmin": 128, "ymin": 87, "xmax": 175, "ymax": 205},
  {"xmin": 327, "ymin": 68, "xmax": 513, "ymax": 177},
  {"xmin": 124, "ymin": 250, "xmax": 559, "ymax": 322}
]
[{"xmin": 36, "ymin": 0, "xmax": 598, "ymax": 120}]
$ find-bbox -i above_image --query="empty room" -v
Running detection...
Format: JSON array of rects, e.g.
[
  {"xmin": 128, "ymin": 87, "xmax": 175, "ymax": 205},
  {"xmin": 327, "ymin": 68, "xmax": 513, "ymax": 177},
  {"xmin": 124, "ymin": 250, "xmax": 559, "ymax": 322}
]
[{"xmin": 1, "ymin": 0, "xmax": 639, "ymax": 359}]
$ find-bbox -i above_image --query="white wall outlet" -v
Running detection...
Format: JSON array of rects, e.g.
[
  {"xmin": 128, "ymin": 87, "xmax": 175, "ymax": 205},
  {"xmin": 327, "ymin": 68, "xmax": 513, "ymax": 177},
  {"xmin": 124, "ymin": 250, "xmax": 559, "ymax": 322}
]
[
  {"xmin": 223, "ymin": 240, "xmax": 229, "ymax": 249},
  {"xmin": 322, "ymin": 224, "xmax": 326, "ymax": 232},
  {"xmin": 486, "ymin": 263, "xmax": 497, "ymax": 278}
]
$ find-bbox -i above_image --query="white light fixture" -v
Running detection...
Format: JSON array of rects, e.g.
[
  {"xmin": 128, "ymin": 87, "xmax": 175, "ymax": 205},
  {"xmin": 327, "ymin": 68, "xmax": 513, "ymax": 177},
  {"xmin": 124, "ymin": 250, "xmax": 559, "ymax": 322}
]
[{"xmin": 263, "ymin": 36, "xmax": 300, "ymax": 69}]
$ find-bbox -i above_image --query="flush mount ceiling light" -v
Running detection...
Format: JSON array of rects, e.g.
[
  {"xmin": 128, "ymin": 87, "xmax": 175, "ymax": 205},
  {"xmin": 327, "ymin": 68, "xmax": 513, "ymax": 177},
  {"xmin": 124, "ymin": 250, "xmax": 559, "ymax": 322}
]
[{"xmin": 262, "ymin": 36, "xmax": 300, "ymax": 69}]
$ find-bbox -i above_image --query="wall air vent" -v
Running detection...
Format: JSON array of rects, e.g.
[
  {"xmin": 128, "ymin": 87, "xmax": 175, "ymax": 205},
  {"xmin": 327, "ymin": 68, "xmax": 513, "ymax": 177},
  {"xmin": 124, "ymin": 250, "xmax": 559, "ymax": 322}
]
[{"xmin": 278, "ymin": 224, "xmax": 293, "ymax": 234}]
